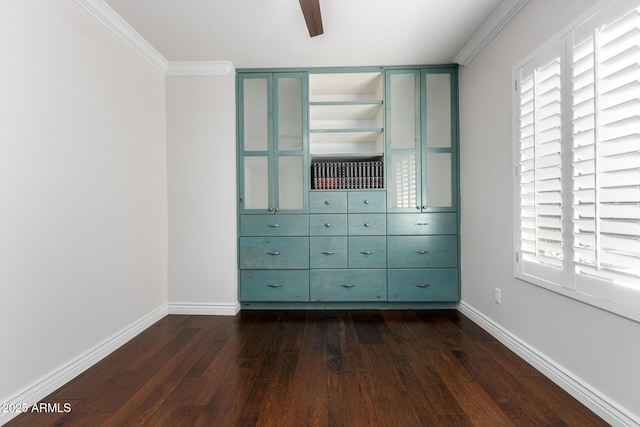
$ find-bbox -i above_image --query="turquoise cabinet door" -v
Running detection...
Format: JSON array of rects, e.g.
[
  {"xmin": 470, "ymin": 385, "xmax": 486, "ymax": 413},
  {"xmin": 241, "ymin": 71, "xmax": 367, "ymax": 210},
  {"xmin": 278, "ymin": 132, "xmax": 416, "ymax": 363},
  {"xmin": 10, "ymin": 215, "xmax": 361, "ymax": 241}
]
[
  {"xmin": 310, "ymin": 237, "xmax": 348, "ymax": 268},
  {"xmin": 387, "ymin": 269, "xmax": 459, "ymax": 302},
  {"xmin": 310, "ymin": 270, "xmax": 386, "ymax": 302},
  {"xmin": 238, "ymin": 72, "xmax": 308, "ymax": 214},
  {"xmin": 241, "ymin": 270, "xmax": 309, "ymax": 302},
  {"xmin": 239, "ymin": 237, "xmax": 309, "ymax": 269},
  {"xmin": 387, "ymin": 236, "xmax": 457, "ymax": 268},
  {"xmin": 386, "ymin": 213, "xmax": 457, "ymax": 235},
  {"xmin": 348, "ymin": 236, "xmax": 387, "ymax": 268},
  {"xmin": 386, "ymin": 68, "xmax": 458, "ymax": 213}
]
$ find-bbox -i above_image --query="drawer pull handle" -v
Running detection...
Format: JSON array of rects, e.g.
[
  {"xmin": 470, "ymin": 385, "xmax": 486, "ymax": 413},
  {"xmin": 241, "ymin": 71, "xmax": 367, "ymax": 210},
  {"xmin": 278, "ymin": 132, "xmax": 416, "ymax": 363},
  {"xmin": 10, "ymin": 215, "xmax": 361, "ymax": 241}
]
[
  {"xmin": 416, "ymin": 222, "xmax": 430, "ymax": 226},
  {"xmin": 268, "ymin": 284, "xmax": 283, "ymax": 288},
  {"xmin": 416, "ymin": 283, "xmax": 431, "ymax": 288},
  {"xmin": 360, "ymin": 251, "xmax": 374, "ymax": 255},
  {"xmin": 321, "ymin": 251, "xmax": 336, "ymax": 255},
  {"xmin": 415, "ymin": 250, "xmax": 430, "ymax": 255},
  {"xmin": 341, "ymin": 284, "xmax": 355, "ymax": 288},
  {"xmin": 324, "ymin": 200, "xmax": 331, "ymax": 205},
  {"xmin": 267, "ymin": 224, "xmax": 281, "ymax": 228},
  {"xmin": 364, "ymin": 223, "xmax": 370, "ymax": 227},
  {"xmin": 364, "ymin": 200, "xmax": 370, "ymax": 204},
  {"xmin": 267, "ymin": 251, "xmax": 281, "ymax": 256},
  {"xmin": 324, "ymin": 223, "xmax": 331, "ymax": 227}
]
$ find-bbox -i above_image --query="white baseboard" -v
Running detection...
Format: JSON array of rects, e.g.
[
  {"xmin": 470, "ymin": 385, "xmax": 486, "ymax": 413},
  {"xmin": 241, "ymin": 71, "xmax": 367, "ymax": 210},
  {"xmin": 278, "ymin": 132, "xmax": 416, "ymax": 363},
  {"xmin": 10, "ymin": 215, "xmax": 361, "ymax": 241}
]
[
  {"xmin": 457, "ymin": 301, "xmax": 639, "ymax": 427},
  {"xmin": 0, "ymin": 305, "xmax": 168, "ymax": 426},
  {"xmin": 168, "ymin": 302, "xmax": 240, "ymax": 316}
]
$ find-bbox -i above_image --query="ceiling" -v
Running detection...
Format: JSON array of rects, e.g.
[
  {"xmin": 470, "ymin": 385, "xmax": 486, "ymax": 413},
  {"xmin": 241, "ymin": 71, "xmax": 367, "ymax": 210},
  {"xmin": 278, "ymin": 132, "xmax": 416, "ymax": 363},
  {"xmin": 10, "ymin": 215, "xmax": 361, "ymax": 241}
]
[{"xmin": 102, "ymin": 0, "xmax": 506, "ymax": 69}]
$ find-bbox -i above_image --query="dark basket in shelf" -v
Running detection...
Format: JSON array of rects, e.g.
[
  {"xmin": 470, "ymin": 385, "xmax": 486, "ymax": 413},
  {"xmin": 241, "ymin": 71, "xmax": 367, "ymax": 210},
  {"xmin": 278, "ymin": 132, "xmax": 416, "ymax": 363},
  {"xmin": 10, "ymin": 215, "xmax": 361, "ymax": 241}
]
[{"xmin": 311, "ymin": 160, "xmax": 384, "ymax": 190}]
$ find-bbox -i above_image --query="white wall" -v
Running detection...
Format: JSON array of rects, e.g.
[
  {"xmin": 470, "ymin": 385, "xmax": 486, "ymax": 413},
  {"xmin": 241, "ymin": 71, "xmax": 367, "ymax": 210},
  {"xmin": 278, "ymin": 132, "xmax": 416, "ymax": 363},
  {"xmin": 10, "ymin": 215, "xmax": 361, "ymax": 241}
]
[
  {"xmin": 459, "ymin": 0, "xmax": 640, "ymax": 423},
  {"xmin": 166, "ymin": 74, "xmax": 238, "ymax": 311},
  {"xmin": 0, "ymin": 0, "xmax": 168, "ymax": 411}
]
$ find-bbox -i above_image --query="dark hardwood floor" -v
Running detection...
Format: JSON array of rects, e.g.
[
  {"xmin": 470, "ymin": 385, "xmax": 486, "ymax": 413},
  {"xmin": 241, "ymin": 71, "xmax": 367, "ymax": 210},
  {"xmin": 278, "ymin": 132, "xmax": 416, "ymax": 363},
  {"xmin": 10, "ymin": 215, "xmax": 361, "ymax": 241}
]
[{"xmin": 6, "ymin": 310, "xmax": 607, "ymax": 426}]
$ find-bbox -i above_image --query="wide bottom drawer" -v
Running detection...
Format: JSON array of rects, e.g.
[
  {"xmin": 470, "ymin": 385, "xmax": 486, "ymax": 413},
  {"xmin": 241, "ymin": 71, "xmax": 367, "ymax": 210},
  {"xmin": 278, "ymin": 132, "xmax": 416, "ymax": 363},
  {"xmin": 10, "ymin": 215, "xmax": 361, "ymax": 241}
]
[
  {"xmin": 387, "ymin": 269, "xmax": 459, "ymax": 302},
  {"xmin": 310, "ymin": 269, "xmax": 386, "ymax": 302},
  {"xmin": 241, "ymin": 270, "xmax": 309, "ymax": 302}
]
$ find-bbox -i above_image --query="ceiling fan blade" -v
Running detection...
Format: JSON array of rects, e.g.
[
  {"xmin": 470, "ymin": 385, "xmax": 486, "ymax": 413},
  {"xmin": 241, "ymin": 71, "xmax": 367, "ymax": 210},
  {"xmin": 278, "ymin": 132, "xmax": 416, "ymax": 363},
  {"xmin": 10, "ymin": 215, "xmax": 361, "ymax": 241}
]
[{"xmin": 299, "ymin": 0, "xmax": 323, "ymax": 37}]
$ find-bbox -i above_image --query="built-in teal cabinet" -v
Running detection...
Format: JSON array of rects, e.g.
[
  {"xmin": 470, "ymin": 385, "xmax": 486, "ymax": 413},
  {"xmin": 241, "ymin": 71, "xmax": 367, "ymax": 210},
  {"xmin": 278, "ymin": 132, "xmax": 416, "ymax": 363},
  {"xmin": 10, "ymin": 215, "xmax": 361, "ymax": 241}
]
[{"xmin": 237, "ymin": 66, "xmax": 459, "ymax": 307}]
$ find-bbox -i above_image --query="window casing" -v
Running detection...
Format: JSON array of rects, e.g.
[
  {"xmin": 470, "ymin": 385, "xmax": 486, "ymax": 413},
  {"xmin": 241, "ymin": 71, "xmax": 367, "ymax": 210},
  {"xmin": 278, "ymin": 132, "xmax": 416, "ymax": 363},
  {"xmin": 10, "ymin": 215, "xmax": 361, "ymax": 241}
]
[{"xmin": 514, "ymin": 0, "xmax": 640, "ymax": 321}]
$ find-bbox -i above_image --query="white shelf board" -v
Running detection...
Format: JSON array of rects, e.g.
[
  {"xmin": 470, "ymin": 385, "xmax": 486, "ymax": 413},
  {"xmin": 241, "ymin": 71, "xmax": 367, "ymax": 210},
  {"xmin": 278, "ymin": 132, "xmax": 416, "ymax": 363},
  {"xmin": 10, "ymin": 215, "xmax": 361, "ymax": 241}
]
[
  {"xmin": 310, "ymin": 130, "xmax": 383, "ymax": 143},
  {"xmin": 310, "ymin": 103, "xmax": 382, "ymax": 121}
]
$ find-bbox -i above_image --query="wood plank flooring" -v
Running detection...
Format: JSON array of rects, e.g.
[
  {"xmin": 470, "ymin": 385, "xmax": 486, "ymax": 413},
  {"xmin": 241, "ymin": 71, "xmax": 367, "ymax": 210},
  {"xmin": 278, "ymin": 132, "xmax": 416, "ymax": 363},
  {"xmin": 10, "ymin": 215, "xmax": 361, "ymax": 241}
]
[{"xmin": 6, "ymin": 310, "xmax": 607, "ymax": 426}]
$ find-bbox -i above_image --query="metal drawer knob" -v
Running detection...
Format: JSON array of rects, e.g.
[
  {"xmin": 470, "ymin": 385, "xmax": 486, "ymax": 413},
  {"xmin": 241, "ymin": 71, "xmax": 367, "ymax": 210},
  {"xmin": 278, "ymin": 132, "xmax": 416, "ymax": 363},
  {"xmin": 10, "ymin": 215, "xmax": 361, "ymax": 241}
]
[
  {"xmin": 324, "ymin": 200, "xmax": 331, "ymax": 205},
  {"xmin": 321, "ymin": 251, "xmax": 336, "ymax": 255},
  {"xmin": 360, "ymin": 251, "xmax": 374, "ymax": 255},
  {"xmin": 364, "ymin": 223, "xmax": 370, "ymax": 227},
  {"xmin": 268, "ymin": 284, "xmax": 283, "ymax": 288},
  {"xmin": 325, "ymin": 223, "xmax": 331, "ymax": 227},
  {"xmin": 415, "ymin": 250, "xmax": 430, "ymax": 255},
  {"xmin": 416, "ymin": 283, "xmax": 431, "ymax": 288},
  {"xmin": 364, "ymin": 200, "xmax": 370, "ymax": 204},
  {"xmin": 341, "ymin": 284, "xmax": 355, "ymax": 288},
  {"xmin": 267, "ymin": 251, "xmax": 281, "ymax": 256}
]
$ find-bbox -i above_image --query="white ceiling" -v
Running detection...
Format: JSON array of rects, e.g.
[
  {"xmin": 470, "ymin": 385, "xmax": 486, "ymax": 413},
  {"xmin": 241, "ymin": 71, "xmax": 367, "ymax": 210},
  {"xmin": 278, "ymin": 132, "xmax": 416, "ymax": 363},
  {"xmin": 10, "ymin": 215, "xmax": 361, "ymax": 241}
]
[{"xmin": 102, "ymin": 0, "xmax": 506, "ymax": 68}]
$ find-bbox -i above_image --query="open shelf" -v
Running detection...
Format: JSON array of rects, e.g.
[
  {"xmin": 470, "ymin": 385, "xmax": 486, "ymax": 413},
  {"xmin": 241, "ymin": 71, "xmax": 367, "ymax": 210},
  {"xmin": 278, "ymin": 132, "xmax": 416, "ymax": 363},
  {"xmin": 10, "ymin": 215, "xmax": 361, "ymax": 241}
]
[
  {"xmin": 309, "ymin": 131, "xmax": 384, "ymax": 157},
  {"xmin": 309, "ymin": 71, "xmax": 384, "ymax": 161},
  {"xmin": 309, "ymin": 72, "xmax": 384, "ymax": 103},
  {"xmin": 310, "ymin": 102, "xmax": 383, "ymax": 130}
]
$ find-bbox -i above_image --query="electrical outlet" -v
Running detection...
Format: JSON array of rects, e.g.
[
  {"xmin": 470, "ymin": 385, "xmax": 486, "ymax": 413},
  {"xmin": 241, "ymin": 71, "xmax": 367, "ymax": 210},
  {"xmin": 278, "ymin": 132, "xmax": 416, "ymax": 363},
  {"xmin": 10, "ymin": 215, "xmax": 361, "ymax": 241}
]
[{"xmin": 494, "ymin": 287, "xmax": 502, "ymax": 305}]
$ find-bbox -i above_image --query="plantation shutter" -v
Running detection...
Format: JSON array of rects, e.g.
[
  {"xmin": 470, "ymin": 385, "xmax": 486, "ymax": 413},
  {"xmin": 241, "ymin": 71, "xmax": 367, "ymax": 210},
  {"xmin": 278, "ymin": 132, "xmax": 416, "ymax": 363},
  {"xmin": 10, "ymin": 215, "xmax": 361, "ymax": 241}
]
[
  {"xmin": 516, "ymin": 40, "xmax": 566, "ymax": 284},
  {"xmin": 570, "ymin": 1, "xmax": 640, "ymax": 304}
]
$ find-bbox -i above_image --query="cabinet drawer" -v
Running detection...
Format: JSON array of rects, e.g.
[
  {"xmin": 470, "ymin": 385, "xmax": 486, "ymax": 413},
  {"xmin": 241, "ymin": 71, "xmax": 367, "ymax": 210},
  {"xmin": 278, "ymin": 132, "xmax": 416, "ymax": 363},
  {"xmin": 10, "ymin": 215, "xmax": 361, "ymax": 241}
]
[
  {"xmin": 309, "ymin": 214, "xmax": 347, "ymax": 236},
  {"xmin": 240, "ymin": 215, "xmax": 309, "ymax": 237},
  {"xmin": 387, "ymin": 236, "xmax": 457, "ymax": 268},
  {"xmin": 387, "ymin": 269, "xmax": 459, "ymax": 302},
  {"xmin": 387, "ymin": 213, "xmax": 457, "ymax": 235},
  {"xmin": 239, "ymin": 237, "xmax": 309, "ymax": 269},
  {"xmin": 348, "ymin": 191, "xmax": 386, "ymax": 213},
  {"xmin": 348, "ymin": 236, "xmax": 386, "ymax": 268},
  {"xmin": 310, "ymin": 270, "xmax": 386, "ymax": 302},
  {"xmin": 309, "ymin": 192, "xmax": 347, "ymax": 213},
  {"xmin": 240, "ymin": 270, "xmax": 309, "ymax": 302},
  {"xmin": 310, "ymin": 237, "xmax": 348, "ymax": 268},
  {"xmin": 348, "ymin": 214, "xmax": 386, "ymax": 235}
]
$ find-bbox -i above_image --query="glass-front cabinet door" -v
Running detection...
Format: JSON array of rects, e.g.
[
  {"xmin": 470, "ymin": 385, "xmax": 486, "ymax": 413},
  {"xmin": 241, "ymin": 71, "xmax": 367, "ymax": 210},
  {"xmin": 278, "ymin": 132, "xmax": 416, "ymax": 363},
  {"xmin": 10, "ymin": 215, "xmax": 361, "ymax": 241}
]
[
  {"xmin": 386, "ymin": 68, "xmax": 457, "ymax": 212},
  {"xmin": 238, "ymin": 72, "xmax": 308, "ymax": 214}
]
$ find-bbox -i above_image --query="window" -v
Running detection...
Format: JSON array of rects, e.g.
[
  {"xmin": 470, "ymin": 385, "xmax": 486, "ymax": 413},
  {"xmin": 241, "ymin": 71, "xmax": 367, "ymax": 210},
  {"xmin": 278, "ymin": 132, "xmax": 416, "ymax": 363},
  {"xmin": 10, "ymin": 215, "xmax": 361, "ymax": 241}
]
[{"xmin": 514, "ymin": 0, "xmax": 640, "ymax": 321}]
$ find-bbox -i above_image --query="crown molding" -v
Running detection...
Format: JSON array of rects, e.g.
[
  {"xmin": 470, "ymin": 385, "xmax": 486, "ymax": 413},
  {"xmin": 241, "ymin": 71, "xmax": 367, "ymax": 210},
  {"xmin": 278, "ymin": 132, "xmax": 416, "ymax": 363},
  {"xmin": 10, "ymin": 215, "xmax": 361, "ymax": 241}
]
[
  {"xmin": 74, "ymin": 0, "xmax": 168, "ymax": 73},
  {"xmin": 166, "ymin": 61, "xmax": 235, "ymax": 76},
  {"xmin": 75, "ymin": 0, "xmax": 235, "ymax": 76},
  {"xmin": 453, "ymin": 0, "xmax": 530, "ymax": 65}
]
